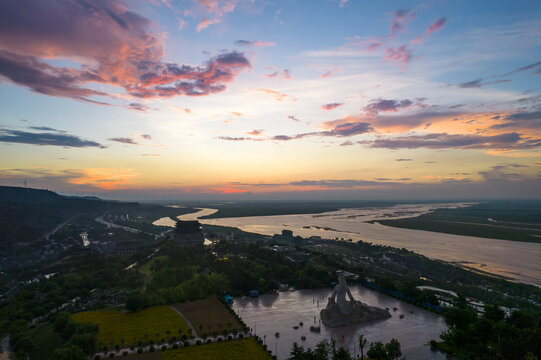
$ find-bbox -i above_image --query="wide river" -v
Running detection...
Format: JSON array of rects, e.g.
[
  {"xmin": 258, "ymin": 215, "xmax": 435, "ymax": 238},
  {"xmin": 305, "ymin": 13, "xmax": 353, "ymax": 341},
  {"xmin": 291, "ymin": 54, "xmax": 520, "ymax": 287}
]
[
  {"xmin": 197, "ymin": 204, "xmax": 541, "ymax": 286},
  {"xmin": 234, "ymin": 286, "xmax": 448, "ymax": 360},
  {"xmin": 153, "ymin": 204, "xmax": 541, "ymax": 286}
]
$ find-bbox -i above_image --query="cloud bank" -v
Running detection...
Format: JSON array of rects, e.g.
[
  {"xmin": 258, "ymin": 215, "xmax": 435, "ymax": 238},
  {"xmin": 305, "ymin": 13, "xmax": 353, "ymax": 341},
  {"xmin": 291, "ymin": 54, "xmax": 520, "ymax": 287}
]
[{"xmin": 0, "ymin": 0, "xmax": 250, "ymax": 103}]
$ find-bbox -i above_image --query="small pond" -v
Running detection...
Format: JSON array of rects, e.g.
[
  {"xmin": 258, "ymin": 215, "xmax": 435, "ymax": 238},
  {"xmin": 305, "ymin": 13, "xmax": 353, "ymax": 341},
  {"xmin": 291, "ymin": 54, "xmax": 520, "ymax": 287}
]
[{"xmin": 234, "ymin": 286, "xmax": 450, "ymax": 359}]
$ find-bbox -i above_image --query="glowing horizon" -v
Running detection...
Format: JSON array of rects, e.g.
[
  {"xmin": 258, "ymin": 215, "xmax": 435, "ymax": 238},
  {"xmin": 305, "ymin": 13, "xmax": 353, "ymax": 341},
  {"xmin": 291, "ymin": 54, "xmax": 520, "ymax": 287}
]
[{"xmin": 0, "ymin": 0, "xmax": 540, "ymax": 200}]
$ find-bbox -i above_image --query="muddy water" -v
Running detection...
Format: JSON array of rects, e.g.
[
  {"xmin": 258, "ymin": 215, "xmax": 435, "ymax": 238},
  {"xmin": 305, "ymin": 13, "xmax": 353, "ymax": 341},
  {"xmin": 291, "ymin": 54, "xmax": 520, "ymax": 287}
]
[
  {"xmin": 201, "ymin": 204, "xmax": 541, "ymax": 286},
  {"xmin": 152, "ymin": 208, "xmax": 219, "ymax": 227},
  {"xmin": 234, "ymin": 286, "xmax": 449, "ymax": 360}
]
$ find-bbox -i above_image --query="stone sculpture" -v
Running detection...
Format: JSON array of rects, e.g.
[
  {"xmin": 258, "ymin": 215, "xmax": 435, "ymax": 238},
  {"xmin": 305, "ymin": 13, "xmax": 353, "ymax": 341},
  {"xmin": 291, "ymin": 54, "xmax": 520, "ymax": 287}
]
[{"xmin": 320, "ymin": 272, "xmax": 391, "ymax": 328}]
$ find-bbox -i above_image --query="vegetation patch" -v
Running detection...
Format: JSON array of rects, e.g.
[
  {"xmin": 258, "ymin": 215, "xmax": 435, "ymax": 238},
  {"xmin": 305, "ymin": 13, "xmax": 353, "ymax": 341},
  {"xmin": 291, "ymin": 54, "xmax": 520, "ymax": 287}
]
[
  {"xmin": 162, "ymin": 338, "xmax": 272, "ymax": 360},
  {"xmin": 72, "ymin": 306, "xmax": 190, "ymax": 348},
  {"xmin": 140, "ymin": 256, "xmax": 169, "ymax": 277},
  {"xmin": 121, "ymin": 352, "xmax": 163, "ymax": 360},
  {"xmin": 173, "ymin": 297, "xmax": 243, "ymax": 335}
]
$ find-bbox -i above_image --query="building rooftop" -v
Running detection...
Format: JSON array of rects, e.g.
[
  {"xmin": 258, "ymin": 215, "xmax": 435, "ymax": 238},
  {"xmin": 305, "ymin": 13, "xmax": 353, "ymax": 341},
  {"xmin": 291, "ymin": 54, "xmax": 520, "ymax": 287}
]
[{"xmin": 175, "ymin": 220, "xmax": 202, "ymax": 234}]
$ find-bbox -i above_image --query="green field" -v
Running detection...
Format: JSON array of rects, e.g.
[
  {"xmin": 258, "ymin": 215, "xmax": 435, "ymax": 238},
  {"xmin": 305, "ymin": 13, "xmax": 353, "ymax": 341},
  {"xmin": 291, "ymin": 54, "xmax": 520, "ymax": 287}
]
[
  {"xmin": 163, "ymin": 338, "xmax": 271, "ymax": 360},
  {"xmin": 123, "ymin": 353, "xmax": 162, "ymax": 360},
  {"xmin": 113, "ymin": 339, "xmax": 271, "ymax": 360},
  {"xmin": 140, "ymin": 256, "xmax": 168, "ymax": 277},
  {"xmin": 72, "ymin": 306, "xmax": 190, "ymax": 348},
  {"xmin": 173, "ymin": 297, "xmax": 243, "ymax": 335}
]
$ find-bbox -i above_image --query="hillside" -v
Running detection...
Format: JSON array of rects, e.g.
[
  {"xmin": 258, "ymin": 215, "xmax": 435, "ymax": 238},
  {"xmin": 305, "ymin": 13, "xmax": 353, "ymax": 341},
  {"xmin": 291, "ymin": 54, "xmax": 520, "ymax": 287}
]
[{"xmin": 0, "ymin": 186, "xmax": 133, "ymax": 246}]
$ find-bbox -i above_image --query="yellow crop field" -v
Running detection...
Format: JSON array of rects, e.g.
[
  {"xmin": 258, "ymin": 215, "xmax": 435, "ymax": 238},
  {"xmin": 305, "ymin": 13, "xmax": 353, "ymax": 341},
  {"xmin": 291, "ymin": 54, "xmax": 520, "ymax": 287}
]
[
  {"xmin": 163, "ymin": 338, "xmax": 272, "ymax": 360},
  {"xmin": 72, "ymin": 305, "xmax": 190, "ymax": 348}
]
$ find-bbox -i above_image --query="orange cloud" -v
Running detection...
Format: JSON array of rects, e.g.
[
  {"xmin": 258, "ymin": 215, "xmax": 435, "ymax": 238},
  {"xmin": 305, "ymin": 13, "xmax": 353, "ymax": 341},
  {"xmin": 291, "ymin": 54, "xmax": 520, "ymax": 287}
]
[
  {"xmin": 255, "ymin": 88, "xmax": 297, "ymax": 102},
  {"xmin": 209, "ymin": 187, "xmax": 248, "ymax": 194},
  {"xmin": 67, "ymin": 168, "xmax": 140, "ymax": 190},
  {"xmin": 245, "ymin": 129, "xmax": 265, "ymax": 136}
]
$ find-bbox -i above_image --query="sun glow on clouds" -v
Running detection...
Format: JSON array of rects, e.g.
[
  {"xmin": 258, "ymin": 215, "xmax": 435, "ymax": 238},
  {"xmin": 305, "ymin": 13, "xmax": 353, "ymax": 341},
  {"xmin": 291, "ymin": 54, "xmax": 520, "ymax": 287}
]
[
  {"xmin": 67, "ymin": 169, "xmax": 140, "ymax": 190},
  {"xmin": 1, "ymin": 0, "xmax": 540, "ymax": 199}
]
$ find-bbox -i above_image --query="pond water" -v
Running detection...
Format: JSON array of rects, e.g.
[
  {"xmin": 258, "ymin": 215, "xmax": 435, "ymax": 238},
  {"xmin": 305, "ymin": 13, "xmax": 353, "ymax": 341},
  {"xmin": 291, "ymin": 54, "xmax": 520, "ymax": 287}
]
[{"xmin": 234, "ymin": 286, "xmax": 449, "ymax": 360}]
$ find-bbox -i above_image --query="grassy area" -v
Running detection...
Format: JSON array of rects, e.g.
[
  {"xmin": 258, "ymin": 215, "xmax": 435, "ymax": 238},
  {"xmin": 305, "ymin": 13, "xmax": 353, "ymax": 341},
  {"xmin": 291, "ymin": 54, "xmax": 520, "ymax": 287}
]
[
  {"xmin": 173, "ymin": 297, "xmax": 243, "ymax": 335},
  {"xmin": 27, "ymin": 325, "xmax": 65, "ymax": 360},
  {"xmin": 140, "ymin": 256, "xmax": 168, "ymax": 277},
  {"xmin": 163, "ymin": 338, "xmax": 272, "ymax": 360},
  {"xmin": 72, "ymin": 306, "xmax": 190, "ymax": 348},
  {"xmin": 112, "ymin": 339, "xmax": 271, "ymax": 360},
  {"xmin": 123, "ymin": 353, "xmax": 163, "ymax": 360}
]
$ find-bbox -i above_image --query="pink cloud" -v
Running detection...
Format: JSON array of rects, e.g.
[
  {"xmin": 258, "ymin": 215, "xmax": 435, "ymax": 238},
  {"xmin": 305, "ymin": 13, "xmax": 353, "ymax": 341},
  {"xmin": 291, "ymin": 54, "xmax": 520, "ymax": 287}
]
[
  {"xmin": 235, "ymin": 40, "xmax": 276, "ymax": 48},
  {"xmin": 253, "ymin": 40, "xmax": 276, "ymax": 47},
  {"xmin": 288, "ymin": 115, "xmax": 300, "ymax": 122},
  {"xmin": 178, "ymin": 19, "xmax": 187, "ymax": 30},
  {"xmin": 0, "ymin": 0, "xmax": 251, "ymax": 102},
  {"xmin": 321, "ymin": 71, "xmax": 333, "ymax": 78},
  {"xmin": 265, "ymin": 69, "xmax": 291, "ymax": 79},
  {"xmin": 384, "ymin": 46, "xmax": 414, "ymax": 67},
  {"xmin": 191, "ymin": 0, "xmax": 238, "ymax": 31},
  {"xmin": 197, "ymin": 17, "xmax": 220, "ymax": 31},
  {"xmin": 427, "ymin": 17, "xmax": 447, "ymax": 35},
  {"xmin": 321, "ymin": 103, "xmax": 344, "ymax": 111},
  {"xmin": 390, "ymin": 9, "xmax": 416, "ymax": 36},
  {"xmin": 412, "ymin": 17, "xmax": 447, "ymax": 44},
  {"xmin": 363, "ymin": 98, "xmax": 414, "ymax": 116},
  {"xmin": 320, "ymin": 65, "xmax": 341, "ymax": 79},
  {"xmin": 126, "ymin": 103, "xmax": 157, "ymax": 112}
]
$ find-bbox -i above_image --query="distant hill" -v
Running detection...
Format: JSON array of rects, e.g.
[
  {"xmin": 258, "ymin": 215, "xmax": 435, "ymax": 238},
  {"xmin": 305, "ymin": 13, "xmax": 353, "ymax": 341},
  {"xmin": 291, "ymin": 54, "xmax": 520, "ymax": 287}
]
[
  {"xmin": 0, "ymin": 186, "xmax": 66, "ymax": 204},
  {"xmin": 63, "ymin": 195, "xmax": 102, "ymax": 201},
  {"xmin": 0, "ymin": 186, "xmax": 102, "ymax": 203},
  {"xmin": 0, "ymin": 186, "xmax": 133, "ymax": 247}
]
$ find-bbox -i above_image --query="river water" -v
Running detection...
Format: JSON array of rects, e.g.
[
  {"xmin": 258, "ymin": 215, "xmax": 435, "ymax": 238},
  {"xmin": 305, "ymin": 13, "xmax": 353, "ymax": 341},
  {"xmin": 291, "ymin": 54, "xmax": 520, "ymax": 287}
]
[
  {"xmin": 152, "ymin": 204, "xmax": 541, "ymax": 286},
  {"xmin": 152, "ymin": 208, "xmax": 219, "ymax": 227},
  {"xmin": 152, "ymin": 208, "xmax": 219, "ymax": 245},
  {"xmin": 199, "ymin": 204, "xmax": 541, "ymax": 286},
  {"xmin": 234, "ymin": 286, "xmax": 449, "ymax": 360}
]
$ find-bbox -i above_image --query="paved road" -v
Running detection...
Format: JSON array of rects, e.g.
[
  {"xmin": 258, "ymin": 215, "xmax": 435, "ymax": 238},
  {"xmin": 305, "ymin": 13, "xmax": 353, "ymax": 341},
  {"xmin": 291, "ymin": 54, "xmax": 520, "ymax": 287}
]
[
  {"xmin": 45, "ymin": 216, "xmax": 76, "ymax": 240},
  {"xmin": 96, "ymin": 215, "xmax": 171, "ymax": 239},
  {"xmin": 96, "ymin": 216, "xmax": 141, "ymax": 234}
]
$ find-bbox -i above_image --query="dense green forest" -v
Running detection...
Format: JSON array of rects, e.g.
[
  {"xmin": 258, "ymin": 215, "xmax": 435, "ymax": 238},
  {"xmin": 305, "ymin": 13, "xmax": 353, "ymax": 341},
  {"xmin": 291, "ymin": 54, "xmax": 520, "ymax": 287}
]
[{"xmin": 435, "ymin": 296, "xmax": 540, "ymax": 359}]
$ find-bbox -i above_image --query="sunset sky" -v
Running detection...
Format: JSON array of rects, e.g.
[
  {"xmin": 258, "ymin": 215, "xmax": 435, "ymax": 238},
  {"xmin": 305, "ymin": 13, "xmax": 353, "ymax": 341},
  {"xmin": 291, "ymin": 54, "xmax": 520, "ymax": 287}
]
[{"xmin": 1, "ymin": 0, "xmax": 540, "ymax": 200}]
